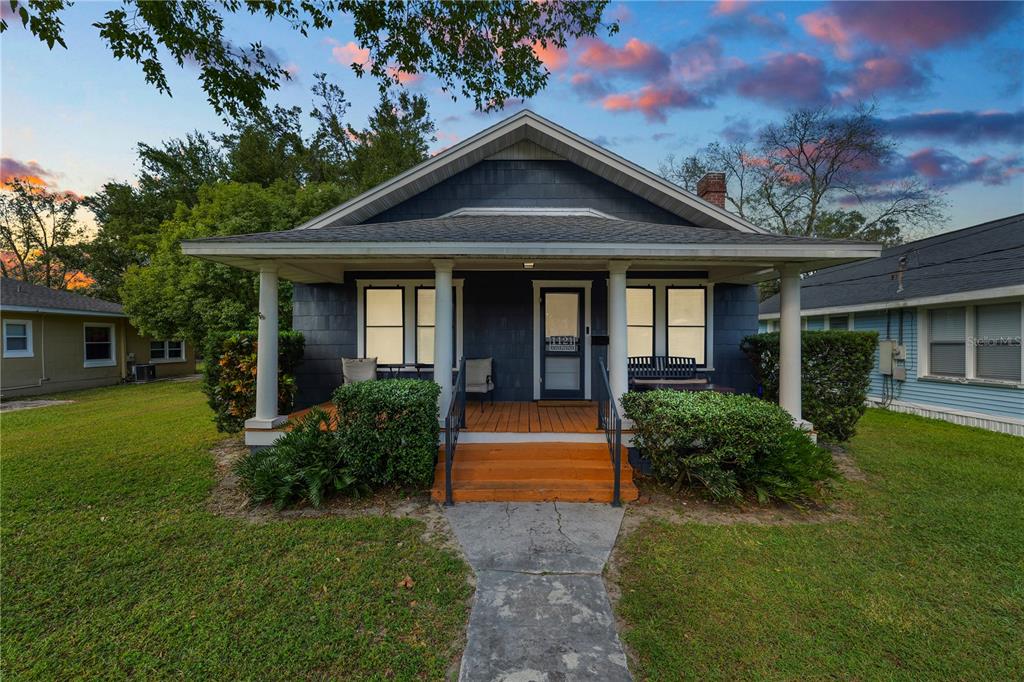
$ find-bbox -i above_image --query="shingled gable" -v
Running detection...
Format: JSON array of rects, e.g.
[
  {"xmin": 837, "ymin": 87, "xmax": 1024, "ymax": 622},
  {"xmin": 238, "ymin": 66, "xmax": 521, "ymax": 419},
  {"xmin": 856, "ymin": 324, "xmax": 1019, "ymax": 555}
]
[{"xmin": 294, "ymin": 109, "xmax": 768, "ymax": 234}]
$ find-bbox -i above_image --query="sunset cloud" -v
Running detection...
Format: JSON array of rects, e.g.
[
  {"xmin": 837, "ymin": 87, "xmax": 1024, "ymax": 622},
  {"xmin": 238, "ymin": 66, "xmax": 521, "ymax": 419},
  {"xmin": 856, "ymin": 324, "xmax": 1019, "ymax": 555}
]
[
  {"xmin": 877, "ymin": 109, "xmax": 1024, "ymax": 144},
  {"xmin": 904, "ymin": 148, "xmax": 1024, "ymax": 187},
  {"xmin": 1, "ymin": 157, "xmax": 57, "ymax": 188},
  {"xmin": 710, "ymin": 0, "xmax": 748, "ymax": 17},
  {"xmin": 578, "ymin": 37, "xmax": 670, "ymax": 79},
  {"xmin": 328, "ymin": 39, "xmax": 370, "ymax": 67},
  {"xmin": 732, "ymin": 53, "xmax": 830, "ymax": 106},
  {"xmin": 836, "ymin": 56, "xmax": 930, "ymax": 101},
  {"xmin": 800, "ymin": 1, "xmax": 1015, "ymax": 57},
  {"xmin": 532, "ymin": 40, "xmax": 569, "ymax": 71},
  {"xmin": 601, "ymin": 83, "xmax": 707, "ymax": 122}
]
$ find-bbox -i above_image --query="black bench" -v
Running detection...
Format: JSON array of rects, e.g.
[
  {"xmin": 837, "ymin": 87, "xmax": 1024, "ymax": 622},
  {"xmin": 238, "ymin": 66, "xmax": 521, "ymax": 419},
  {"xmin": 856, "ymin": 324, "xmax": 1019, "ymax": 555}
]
[{"xmin": 627, "ymin": 356, "xmax": 709, "ymax": 391}]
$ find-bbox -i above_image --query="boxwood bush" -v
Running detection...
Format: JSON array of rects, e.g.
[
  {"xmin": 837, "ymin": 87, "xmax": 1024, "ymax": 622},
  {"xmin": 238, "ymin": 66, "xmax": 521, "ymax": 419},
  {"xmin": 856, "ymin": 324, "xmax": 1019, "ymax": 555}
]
[
  {"xmin": 622, "ymin": 390, "xmax": 837, "ymax": 505},
  {"xmin": 742, "ymin": 330, "xmax": 878, "ymax": 441},
  {"xmin": 202, "ymin": 330, "xmax": 305, "ymax": 433},
  {"xmin": 332, "ymin": 379, "xmax": 440, "ymax": 488}
]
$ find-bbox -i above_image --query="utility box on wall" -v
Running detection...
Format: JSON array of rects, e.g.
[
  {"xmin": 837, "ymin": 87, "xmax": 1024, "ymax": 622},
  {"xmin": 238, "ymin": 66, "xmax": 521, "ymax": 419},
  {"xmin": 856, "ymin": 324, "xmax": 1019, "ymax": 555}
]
[{"xmin": 879, "ymin": 340, "xmax": 895, "ymax": 375}]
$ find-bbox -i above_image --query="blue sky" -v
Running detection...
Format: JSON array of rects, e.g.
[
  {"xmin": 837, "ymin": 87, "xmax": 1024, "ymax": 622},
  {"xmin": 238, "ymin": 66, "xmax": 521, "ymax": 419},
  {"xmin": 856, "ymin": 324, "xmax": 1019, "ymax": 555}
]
[{"xmin": 2, "ymin": 1, "xmax": 1022, "ymax": 232}]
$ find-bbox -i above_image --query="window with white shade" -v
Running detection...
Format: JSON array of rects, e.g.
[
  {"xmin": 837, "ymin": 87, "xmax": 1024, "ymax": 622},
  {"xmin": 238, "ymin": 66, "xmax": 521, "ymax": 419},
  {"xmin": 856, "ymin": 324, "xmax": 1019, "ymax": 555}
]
[
  {"xmin": 84, "ymin": 323, "xmax": 116, "ymax": 367},
  {"xmin": 626, "ymin": 287, "xmax": 654, "ymax": 357},
  {"xmin": 975, "ymin": 303, "xmax": 1022, "ymax": 382},
  {"xmin": 364, "ymin": 288, "xmax": 404, "ymax": 364},
  {"xmin": 150, "ymin": 339, "xmax": 185, "ymax": 362},
  {"xmin": 667, "ymin": 287, "xmax": 706, "ymax": 364},
  {"xmin": 416, "ymin": 288, "xmax": 435, "ymax": 364},
  {"xmin": 3, "ymin": 319, "xmax": 33, "ymax": 358},
  {"xmin": 928, "ymin": 307, "xmax": 966, "ymax": 377}
]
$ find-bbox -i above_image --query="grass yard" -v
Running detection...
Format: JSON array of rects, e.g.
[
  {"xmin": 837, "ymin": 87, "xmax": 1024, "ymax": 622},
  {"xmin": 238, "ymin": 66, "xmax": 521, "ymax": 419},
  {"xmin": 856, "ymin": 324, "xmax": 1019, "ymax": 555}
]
[
  {"xmin": 614, "ymin": 409, "xmax": 1024, "ymax": 680},
  {"xmin": 1, "ymin": 382, "xmax": 471, "ymax": 680}
]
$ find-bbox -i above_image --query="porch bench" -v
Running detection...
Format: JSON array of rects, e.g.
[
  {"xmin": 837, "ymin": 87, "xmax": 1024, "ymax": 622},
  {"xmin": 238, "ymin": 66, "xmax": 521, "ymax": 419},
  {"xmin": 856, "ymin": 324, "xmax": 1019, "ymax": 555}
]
[{"xmin": 627, "ymin": 356, "xmax": 710, "ymax": 392}]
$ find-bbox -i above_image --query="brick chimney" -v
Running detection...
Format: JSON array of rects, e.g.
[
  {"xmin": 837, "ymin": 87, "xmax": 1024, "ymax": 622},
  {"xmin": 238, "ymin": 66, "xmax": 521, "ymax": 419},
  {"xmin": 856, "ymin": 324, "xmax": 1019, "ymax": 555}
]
[{"xmin": 696, "ymin": 172, "xmax": 727, "ymax": 209}]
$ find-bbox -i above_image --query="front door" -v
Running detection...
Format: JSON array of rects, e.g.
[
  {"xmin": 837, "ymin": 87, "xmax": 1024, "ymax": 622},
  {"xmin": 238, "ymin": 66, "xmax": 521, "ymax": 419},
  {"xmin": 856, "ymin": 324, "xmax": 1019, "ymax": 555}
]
[{"xmin": 540, "ymin": 288, "xmax": 585, "ymax": 399}]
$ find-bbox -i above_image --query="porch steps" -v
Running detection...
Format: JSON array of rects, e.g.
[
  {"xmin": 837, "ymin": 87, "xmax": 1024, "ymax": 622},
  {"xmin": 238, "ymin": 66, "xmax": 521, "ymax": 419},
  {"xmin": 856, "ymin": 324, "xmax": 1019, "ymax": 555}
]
[{"xmin": 430, "ymin": 442, "xmax": 639, "ymax": 504}]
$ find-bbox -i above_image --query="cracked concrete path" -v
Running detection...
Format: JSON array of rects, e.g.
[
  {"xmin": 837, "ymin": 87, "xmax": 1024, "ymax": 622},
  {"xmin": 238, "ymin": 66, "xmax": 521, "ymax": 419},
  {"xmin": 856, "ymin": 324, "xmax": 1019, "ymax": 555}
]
[{"xmin": 445, "ymin": 502, "xmax": 630, "ymax": 682}]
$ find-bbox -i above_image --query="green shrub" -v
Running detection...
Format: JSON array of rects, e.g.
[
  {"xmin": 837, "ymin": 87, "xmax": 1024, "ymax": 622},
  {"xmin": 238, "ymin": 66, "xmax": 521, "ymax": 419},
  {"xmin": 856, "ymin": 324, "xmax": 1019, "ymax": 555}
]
[
  {"xmin": 233, "ymin": 408, "xmax": 367, "ymax": 510},
  {"xmin": 742, "ymin": 330, "xmax": 878, "ymax": 441},
  {"xmin": 202, "ymin": 330, "xmax": 305, "ymax": 433},
  {"xmin": 332, "ymin": 379, "xmax": 440, "ymax": 488},
  {"xmin": 622, "ymin": 390, "xmax": 837, "ymax": 504}
]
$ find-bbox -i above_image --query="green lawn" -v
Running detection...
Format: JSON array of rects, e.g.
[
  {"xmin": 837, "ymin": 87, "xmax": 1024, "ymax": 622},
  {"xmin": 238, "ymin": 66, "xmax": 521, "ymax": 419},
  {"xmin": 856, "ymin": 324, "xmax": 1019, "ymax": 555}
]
[
  {"xmin": 614, "ymin": 409, "xmax": 1024, "ymax": 680},
  {"xmin": 1, "ymin": 382, "xmax": 471, "ymax": 680}
]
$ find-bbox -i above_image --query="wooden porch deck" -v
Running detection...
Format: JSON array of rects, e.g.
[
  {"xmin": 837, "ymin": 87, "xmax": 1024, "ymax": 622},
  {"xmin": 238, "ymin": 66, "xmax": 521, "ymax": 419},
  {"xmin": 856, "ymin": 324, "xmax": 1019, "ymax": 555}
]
[{"xmin": 280, "ymin": 400, "xmax": 602, "ymax": 434}]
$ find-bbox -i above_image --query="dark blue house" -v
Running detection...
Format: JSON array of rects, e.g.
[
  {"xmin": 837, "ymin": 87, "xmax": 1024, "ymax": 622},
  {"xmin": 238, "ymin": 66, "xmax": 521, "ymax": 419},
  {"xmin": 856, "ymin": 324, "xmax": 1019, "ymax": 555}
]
[{"xmin": 184, "ymin": 111, "xmax": 879, "ymax": 502}]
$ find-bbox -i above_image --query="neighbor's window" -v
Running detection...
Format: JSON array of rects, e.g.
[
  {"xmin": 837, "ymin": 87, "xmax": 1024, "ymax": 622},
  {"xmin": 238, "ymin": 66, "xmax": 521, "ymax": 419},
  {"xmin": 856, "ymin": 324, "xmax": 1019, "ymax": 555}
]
[
  {"xmin": 626, "ymin": 287, "xmax": 654, "ymax": 357},
  {"xmin": 416, "ymin": 288, "xmax": 435, "ymax": 365},
  {"xmin": 928, "ymin": 307, "xmax": 966, "ymax": 377},
  {"xmin": 150, "ymin": 340, "xmax": 184, "ymax": 362},
  {"xmin": 84, "ymin": 323, "xmax": 116, "ymax": 367},
  {"xmin": 667, "ymin": 287, "xmax": 706, "ymax": 364},
  {"xmin": 3, "ymin": 320, "xmax": 33, "ymax": 358},
  {"xmin": 975, "ymin": 303, "xmax": 1022, "ymax": 382},
  {"xmin": 365, "ymin": 288, "xmax": 404, "ymax": 364},
  {"xmin": 830, "ymin": 315, "xmax": 849, "ymax": 330}
]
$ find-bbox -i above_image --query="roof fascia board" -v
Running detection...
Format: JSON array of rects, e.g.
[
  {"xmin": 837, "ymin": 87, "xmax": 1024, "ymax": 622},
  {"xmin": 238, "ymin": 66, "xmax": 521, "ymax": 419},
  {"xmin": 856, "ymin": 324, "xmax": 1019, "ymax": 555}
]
[
  {"xmin": 183, "ymin": 240, "xmax": 880, "ymax": 260},
  {"xmin": 758, "ymin": 284, "xmax": 1024, "ymax": 318},
  {"xmin": 0, "ymin": 304, "xmax": 127, "ymax": 318}
]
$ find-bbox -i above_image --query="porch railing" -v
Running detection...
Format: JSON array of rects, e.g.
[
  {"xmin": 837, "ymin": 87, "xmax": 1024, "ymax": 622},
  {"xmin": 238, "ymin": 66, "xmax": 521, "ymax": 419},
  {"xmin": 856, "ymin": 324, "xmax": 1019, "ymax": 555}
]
[
  {"xmin": 443, "ymin": 357, "xmax": 467, "ymax": 506},
  {"xmin": 597, "ymin": 358, "xmax": 622, "ymax": 507}
]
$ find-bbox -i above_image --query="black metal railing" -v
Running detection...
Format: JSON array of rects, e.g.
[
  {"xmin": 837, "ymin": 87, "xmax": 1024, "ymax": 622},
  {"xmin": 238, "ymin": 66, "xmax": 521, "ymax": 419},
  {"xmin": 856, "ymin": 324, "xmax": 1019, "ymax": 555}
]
[
  {"xmin": 597, "ymin": 358, "xmax": 622, "ymax": 507},
  {"xmin": 443, "ymin": 357, "xmax": 467, "ymax": 506}
]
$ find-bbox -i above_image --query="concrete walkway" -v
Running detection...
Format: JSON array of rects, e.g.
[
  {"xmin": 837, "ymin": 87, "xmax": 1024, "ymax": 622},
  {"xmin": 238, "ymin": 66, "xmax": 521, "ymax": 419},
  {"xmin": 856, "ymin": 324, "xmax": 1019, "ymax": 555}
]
[{"xmin": 445, "ymin": 502, "xmax": 631, "ymax": 682}]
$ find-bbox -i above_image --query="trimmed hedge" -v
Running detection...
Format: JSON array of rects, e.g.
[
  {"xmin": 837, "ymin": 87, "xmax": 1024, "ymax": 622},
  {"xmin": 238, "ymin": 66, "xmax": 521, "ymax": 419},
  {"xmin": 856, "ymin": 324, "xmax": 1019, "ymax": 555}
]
[
  {"xmin": 332, "ymin": 379, "xmax": 440, "ymax": 488},
  {"xmin": 202, "ymin": 330, "xmax": 305, "ymax": 433},
  {"xmin": 622, "ymin": 390, "xmax": 837, "ymax": 504},
  {"xmin": 742, "ymin": 330, "xmax": 878, "ymax": 441}
]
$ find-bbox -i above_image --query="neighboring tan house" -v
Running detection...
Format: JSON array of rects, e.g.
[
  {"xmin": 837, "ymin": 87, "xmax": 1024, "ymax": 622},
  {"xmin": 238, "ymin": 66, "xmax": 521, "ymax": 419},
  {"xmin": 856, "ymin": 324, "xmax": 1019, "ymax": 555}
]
[
  {"xmin": 760, "ymin": 214, "xmax": 1024, "ymax": 436},
  {"xmin": 1, "ymin": 278, "xmax": 197, "ymax": 398},
  {"xmin": 182, "ymin": 110, "xmax": 881, "ymax": 503}
]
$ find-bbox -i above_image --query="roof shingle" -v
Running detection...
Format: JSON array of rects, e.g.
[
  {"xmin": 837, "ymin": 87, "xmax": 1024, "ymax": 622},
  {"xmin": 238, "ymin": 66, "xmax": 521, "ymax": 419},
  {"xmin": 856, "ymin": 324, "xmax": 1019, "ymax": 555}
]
[{"xmin": 0, "ymin": 278, "xmax": 124, "ymax": 315}]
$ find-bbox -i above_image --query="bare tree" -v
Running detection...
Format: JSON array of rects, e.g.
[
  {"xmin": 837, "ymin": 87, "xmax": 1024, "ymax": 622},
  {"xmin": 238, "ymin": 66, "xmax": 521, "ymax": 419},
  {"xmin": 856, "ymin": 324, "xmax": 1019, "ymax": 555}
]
[
  {"xmin": 0, "ymin": 178, "xmax": 88, "ymax": 289},
  {"xmin": 661, "ymin": 103, "xmax": 947, "ymax": 243}
]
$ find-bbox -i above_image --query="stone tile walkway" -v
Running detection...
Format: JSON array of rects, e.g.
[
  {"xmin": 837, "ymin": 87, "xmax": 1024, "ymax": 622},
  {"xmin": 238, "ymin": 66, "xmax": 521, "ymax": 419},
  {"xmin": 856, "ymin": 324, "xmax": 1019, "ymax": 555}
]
[{"xmin": 445, "ymin": 502, "xmax": 631, "ymax": 682}]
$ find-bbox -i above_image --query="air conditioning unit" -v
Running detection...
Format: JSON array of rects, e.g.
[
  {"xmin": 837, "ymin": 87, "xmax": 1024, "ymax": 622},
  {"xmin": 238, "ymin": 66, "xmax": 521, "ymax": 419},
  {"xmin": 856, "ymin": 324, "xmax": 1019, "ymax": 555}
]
[{"xmin": 133, "ymin": 364, "xmax": 157, "ymax": 383}]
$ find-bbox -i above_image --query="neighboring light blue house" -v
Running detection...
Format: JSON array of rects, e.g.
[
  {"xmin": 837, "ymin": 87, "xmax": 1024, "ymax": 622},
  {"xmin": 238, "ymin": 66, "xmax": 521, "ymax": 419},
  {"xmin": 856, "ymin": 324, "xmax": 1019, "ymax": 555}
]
[{"xmin": 760, "ymin": 214, "xmax": 1024, "ymax": 436}]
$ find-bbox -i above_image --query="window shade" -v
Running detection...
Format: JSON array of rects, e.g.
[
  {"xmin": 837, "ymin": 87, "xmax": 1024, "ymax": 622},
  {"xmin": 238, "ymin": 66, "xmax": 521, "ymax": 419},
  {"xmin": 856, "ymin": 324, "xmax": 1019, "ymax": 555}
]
[
  {"xmin": 975, "ymin": 303, "xmax": 1022, "ymax": 382},
  {"xmin": 929, "ymin": 307, "xmax": 965, "ymax": 377}
]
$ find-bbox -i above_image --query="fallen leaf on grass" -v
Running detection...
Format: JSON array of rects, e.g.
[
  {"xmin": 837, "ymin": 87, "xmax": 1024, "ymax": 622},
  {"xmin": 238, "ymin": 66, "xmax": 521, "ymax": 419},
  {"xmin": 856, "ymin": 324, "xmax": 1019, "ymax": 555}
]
[{"xmin": 397, "ymin": 575, "xmax": 415, "ymax": 589}]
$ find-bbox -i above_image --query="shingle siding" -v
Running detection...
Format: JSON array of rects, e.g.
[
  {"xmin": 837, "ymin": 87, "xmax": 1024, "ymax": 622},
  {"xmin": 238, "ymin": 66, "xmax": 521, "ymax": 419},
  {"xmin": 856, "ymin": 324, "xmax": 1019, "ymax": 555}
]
[
  {"xmin": 292, "ymin": 276, "xmax": 759, "ymax": 407},
  {"xmin": 367, "ymin": 160, "xmax": 694, "ymax": 225}
]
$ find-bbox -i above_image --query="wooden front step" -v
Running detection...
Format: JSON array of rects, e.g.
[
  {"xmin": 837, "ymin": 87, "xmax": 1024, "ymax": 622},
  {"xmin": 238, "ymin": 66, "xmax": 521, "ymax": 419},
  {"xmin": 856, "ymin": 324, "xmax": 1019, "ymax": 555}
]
[{"xmin": 430, "ymin": 442, "xmax": 639, "ymax": 504}]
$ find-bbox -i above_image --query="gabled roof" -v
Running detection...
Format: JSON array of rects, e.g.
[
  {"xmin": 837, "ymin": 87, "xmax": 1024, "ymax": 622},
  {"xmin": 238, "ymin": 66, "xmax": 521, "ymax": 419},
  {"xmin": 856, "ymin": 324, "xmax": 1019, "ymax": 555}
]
[
  {"xmin": 759, "ymin": 213, "xmax": 1024, "ymax": 315},
  {"xmin": 0, "ymin": 277, "xmax": 125, "ymax": 316},
  {"xmin": 297, "ymin": 109, "xmax": 768, "ymax": 234}
]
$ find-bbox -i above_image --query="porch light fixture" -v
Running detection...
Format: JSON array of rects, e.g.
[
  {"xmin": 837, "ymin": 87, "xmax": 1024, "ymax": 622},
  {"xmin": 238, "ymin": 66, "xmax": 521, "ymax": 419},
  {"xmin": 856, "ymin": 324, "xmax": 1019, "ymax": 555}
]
[{"xmin": 523, "ymin": 262, "xmax": 535, "ymax": 269}]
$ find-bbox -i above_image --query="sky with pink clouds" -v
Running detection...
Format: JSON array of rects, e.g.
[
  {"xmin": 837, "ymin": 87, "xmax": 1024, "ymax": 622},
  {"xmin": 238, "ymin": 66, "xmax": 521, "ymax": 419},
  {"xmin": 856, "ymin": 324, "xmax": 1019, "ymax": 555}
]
[{"xmin": 2, "ymin": 0, "xmax": 1023, "ymax": 232}]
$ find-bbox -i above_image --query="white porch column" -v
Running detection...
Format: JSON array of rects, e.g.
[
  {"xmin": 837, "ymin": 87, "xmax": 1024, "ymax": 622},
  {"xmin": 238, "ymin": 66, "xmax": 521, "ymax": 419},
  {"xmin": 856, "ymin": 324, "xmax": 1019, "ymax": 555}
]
[
  {"xmin": 246, "ymin": 265, "xmax": 287, "ymax": 429},
  {"xmin": 779, "ymin": 264, "xmax": 802, "ymax": 421},
  {"xmin": 607, "ymin": 260, "xmax": 630, "ymax": 413},
  {"xmin": 433, "ymin": 260, "xmax": 454, "ymax": 419}
]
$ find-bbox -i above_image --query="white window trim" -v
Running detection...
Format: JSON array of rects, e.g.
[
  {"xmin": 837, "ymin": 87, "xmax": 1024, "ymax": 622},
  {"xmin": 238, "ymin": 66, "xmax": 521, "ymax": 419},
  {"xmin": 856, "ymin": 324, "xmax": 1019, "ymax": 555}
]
[
  {"xmin": 149, "ymin": 339, "xmax": 187, "ymax": 364},
  {"xmin": 917, "ymin": 302, "xmax": 1024, "ymax": 387},
  {"xmin": 3, "ymin": 319, "xmax": 34, "ymax": 358},
  {"xmin": 532, "ymin": 280, "xmax": 593, "ymax": 400},
  {"xmin": 83, "ymin": 322, "xmax": 117, "ymax": 368},
  {"xmin": 356, "ymin": 279, "xmax": 464, "ymax": 365},
  {"xmin": 625, "ymin": 279, "xmax": 714, "ymax": 371}
]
